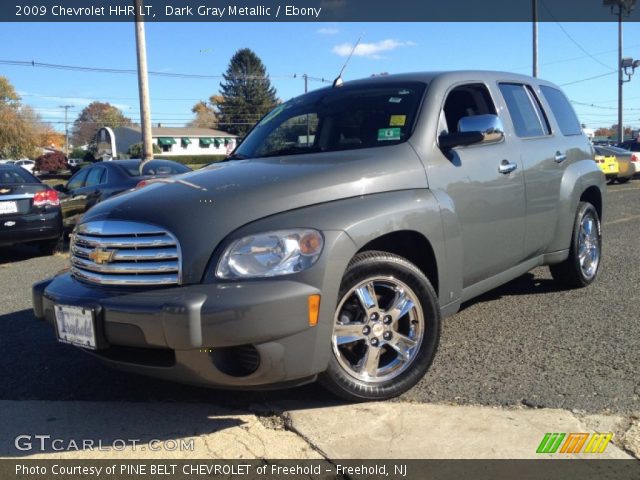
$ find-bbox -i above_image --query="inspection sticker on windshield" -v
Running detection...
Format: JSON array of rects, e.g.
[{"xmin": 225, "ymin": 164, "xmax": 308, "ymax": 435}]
[
  {"xmin": 378, "ymin": 128, "xmax": 401, "ymax": 141},
  {"xmin": 389, "ymin": 115, "xmax": 406, "ymax": 126}
]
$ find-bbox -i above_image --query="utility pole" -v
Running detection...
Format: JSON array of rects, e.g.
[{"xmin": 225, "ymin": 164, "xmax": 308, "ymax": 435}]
[
  {"xmin": 134, "ymin": 0, "xmax": 153, "ymax": 163},
  {"xmin": 59, "ymin": 105, "xmax": 73, "ymax": 156},
  {"xmin": 605, "ymin": 0, "xmax": 637, "ymax": 144},
  {"xmin": 617, "ymin": 5, "xmax": 624, "ymax": 143},
  {"xmin": 532, "ymin": 0, "xmax": 538, "ymax": 77},
  {"xmin": 304, "ymin": 74, "xmax": 310, "ymax": 145}
]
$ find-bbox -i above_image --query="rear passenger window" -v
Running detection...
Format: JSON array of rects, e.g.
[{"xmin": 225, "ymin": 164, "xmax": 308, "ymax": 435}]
[
  {"xmin": 499, "ymin": 83, "xmax": 550, "ymax": 138},
  {"xmin": 540, "ymin": 85, "xmax": 582, "ymax": 136}
]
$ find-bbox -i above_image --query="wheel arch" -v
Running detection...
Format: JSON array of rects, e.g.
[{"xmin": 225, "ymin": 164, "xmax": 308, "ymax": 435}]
[
  {"xmin": 356, "ymin": 230, "xmax": 439, "ymax": 297},
  {"xmin": 579, "ymin": 185, "xmax": 603, "ymax": 221}
]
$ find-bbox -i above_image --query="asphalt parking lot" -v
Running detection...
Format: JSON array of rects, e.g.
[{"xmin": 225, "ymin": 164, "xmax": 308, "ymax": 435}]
[{"xmin": 0, "ymin": 182, "xmax": 638, "ymax": 414}]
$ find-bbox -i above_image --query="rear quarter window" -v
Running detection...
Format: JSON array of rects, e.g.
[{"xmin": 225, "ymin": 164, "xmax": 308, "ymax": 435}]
[{"xmin": 540, "ymin": 85, "xmax": 582, "ymax": 136}]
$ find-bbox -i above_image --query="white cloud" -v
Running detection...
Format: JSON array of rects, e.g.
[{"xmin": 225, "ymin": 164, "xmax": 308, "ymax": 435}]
[
  {"xmin": 317, "ymin": 27, "xmax": 339, "ymax": 35},
  {"xmin": 332, "ymin": 39, "xmax": 416, "ymax": 59}
]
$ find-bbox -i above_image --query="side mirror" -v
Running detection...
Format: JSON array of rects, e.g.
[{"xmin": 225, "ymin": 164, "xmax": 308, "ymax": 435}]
[
  {"xmin": 458, "ymin": 114, "xmax": 505, "ymax": 145},
  {"xmin": 53, "ymin": 184, "xmax": 67, "ymax": 193},
  {"xmin": 438, "ymin": 114, "xmax": 505, "ymax": 150}
]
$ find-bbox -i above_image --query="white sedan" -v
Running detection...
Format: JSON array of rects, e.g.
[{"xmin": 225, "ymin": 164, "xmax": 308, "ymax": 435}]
[{"xmin": 15, "ymin": 159, "xmax": 35, "ymax": 173}]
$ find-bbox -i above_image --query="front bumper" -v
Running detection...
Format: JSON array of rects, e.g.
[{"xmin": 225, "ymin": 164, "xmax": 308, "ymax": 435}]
[{"xmin": 33, "ymin": 272, "xmax": 328, "ymax": 389}]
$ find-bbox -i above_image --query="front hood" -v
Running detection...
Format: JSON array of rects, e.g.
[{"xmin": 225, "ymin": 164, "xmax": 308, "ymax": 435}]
[{"xmin": 83, "ymin": 143, "xmax": 427, "ymax": 283}]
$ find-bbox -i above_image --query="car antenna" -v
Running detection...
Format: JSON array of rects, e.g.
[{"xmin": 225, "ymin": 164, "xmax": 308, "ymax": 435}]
[{"xmin": 333, "ymin": 36, "xmax": 361, "ymax": 87}]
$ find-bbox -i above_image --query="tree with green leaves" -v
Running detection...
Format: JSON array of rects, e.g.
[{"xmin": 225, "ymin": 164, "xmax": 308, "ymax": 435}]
[
  {"xmin": 217, "ymin": 49, "xmax": 278, "ymax": 137},
  {"xmin": 71, "ymin": 101, "xmax": 133, "ymax": 147},
  {"xmin": 127, "ymin": 142, "xmax": 161, "ymax": 158}
]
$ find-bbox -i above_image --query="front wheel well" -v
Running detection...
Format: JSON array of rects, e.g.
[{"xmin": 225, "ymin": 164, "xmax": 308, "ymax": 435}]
[
  {"xmin": 580, "ymin": 186, "xmax": 603, "ymax": 221},
  {"xmin": 356, "ymin": 231, "xmax": 439, "ymax": 296}
]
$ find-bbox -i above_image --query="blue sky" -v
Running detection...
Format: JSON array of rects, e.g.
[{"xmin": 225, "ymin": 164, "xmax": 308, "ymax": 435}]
[{"xmin": 1, "ymin": 21, "xmax": 639, "ymax": 132}]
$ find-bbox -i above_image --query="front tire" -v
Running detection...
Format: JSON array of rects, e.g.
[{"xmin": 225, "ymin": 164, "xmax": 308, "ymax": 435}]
[
  {"xmin": 318, "ymin": 251, "xmax": 441, "ymax": 401},
  {"xmin": 549, "ymin": 201, "xmax": 601, "ymax": 288}
]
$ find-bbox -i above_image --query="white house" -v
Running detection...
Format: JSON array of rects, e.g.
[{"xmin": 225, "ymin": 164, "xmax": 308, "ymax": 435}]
[{"xmin": 101, "ymin": 126, "xmax": 238, "ymax": 159}]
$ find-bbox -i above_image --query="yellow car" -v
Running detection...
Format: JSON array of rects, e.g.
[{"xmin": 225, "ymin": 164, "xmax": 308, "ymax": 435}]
[{"xmin": 594, "ymin": 151, "xmax": 618, "ymax": 181}]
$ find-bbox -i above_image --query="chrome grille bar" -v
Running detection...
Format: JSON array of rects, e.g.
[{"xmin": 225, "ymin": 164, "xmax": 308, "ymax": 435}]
[{"xmin": 69, "ymin": 220, "xmax": 181, "ymax": 286}]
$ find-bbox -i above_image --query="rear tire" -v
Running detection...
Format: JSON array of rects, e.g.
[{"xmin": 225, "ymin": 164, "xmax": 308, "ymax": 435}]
[
  {"xmin": 318, "ymin": 251, "xmax": 441, "ymax": 401},
  {"xmin": 549, "ymin": 201, "xmax": 601, "ymax": 289},
  {"xmin": 617, "ymin": 177, "xmax": 630, "ymax": 184}
]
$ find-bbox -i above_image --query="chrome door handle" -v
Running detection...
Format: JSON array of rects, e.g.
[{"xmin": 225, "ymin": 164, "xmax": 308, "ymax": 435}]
[
  {"xmin": 554, "ymin": 151, "xmax": 567, "ymax": 163},
  {"xmin": 499, "ymin": 159, "xmax": 517, "ymax": 174}
]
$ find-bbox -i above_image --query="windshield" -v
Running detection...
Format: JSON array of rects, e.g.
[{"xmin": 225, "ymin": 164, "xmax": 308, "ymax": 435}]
[{"xmin": 235, "ymin": 82, "xmax": 427, "ymax": 159}]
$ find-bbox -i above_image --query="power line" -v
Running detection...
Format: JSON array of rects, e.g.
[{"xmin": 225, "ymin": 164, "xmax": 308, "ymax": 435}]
[
  {"xmin": 539, "ymin": 0, "xmax": 615, "ymax": 73},
  {"xmin": 558, "ymin": 71, "xmax": 617, "ymax": 87},
  {"xmin": 0, "ymin": 59, "xmax": 332, "ymax": 84}
]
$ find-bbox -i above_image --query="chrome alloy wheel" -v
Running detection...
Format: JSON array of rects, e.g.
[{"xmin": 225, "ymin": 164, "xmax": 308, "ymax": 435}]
[
  {"xmin": 578, "ymin": 211, "xmax": 600, "ymax": 280},
  {"xmin": 331, "ymin": 276, "xmax": 425, "ymax": 383}
]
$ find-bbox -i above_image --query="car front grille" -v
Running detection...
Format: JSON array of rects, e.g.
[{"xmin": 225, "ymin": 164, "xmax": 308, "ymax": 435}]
[{"xmin": 70, "ymin": 220, "xmax": 181, "ymax": 286}]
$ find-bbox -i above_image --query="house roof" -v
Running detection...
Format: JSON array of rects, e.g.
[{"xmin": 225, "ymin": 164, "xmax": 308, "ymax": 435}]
[{"xmin": 115, "ymin": 126, "xmax": 237, "ymax": 137}]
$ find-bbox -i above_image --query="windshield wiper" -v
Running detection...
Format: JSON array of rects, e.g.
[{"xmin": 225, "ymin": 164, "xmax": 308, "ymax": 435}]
[
  {"xmin": 222, "ymin": 153, "xmax": 247, "ymax": 161},
  {"xmin": 259, "ymin": 146, "xmax": 320, "ymax": 158}
]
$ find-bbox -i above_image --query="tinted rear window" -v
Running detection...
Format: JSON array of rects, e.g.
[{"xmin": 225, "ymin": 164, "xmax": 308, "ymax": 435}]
[
  {"xmin": 540, "ymin": 85, "xmax": 582, "ymax": 136},
  {"xmin": 0, "ymin": 167, "xmax": 38, "ymax": 184}
]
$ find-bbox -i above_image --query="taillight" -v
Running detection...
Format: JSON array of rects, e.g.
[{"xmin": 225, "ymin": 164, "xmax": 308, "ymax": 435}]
[
  {"xmin": 33, "ymin": 189, "xmax": 59, "ymax": 207},
  {"xmin": 631, "ymin": 154, "xmax": 638, "ymax": 163}
]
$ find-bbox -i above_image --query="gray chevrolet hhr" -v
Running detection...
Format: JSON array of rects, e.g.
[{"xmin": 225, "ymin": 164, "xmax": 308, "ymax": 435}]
[{"xmin": 33, "ymin": 71, "xmax": 605, "ymax": 400}]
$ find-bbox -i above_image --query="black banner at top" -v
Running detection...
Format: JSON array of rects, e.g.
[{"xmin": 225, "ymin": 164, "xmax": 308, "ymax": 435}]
[{"xmin": 3, "ymin": 0, "xmax": 640, "ymax": 22}]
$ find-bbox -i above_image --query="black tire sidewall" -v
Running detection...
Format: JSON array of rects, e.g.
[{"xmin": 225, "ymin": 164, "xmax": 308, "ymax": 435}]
[{"xmin": 320, "ymin": 251, "xmax": 441, "ymax": 401}]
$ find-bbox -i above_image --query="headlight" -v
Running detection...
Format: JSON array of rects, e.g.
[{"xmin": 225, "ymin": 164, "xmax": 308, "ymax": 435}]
[{"xmin": 216, "ymin": 229, "xmax": 324, "ymax": 279}]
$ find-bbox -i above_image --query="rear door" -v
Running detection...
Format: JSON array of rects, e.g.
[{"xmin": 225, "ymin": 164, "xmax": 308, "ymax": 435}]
[{"xmin": 497, "ymin": 82, "xmax": 564, "ymax": 257}]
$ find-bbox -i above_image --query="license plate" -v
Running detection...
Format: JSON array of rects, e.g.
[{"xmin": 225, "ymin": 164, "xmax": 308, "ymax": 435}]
[
  {"xmin": 54, "ymin": 305, "xmax": 97, "ymax": 350},
  {"xmin": 0, "ymin": 201, "xmax": 17, "ymax": 215}
]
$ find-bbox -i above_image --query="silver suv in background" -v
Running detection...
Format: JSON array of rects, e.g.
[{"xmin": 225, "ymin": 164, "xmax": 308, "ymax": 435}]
[{"xmin": 33, "ymin": 71, "xmax": 604, "ymax": 401}]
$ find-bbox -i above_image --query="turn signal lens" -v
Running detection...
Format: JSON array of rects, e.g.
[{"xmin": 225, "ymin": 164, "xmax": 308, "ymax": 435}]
[{"xmin": 308, "ymin": 294, "xmax": 321, "ymax": 326}]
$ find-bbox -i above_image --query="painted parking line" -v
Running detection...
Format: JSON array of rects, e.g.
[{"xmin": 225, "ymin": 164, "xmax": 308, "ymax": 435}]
[{"xmin": 604, "ymin": 214, "xmax": 640, "ymax": 226}]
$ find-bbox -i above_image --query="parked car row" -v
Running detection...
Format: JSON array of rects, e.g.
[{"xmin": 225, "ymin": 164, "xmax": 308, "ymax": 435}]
[
  {"xmin": 1, "ymin": 159, "xmax": 191, "ymax": 254},
  {"xmin": 593, "ymin": 144, "xmax": 639, "ymax": 184}
]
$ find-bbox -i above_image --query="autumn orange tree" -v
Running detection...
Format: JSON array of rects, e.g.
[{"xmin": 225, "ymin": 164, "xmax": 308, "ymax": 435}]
[
  {"xmin": 0, "ymin": 76, "xmax": 48, "ymax": 159},
  {"xmin": 71, "ymin": 102, "xmax": 133, "ymax": 147}
]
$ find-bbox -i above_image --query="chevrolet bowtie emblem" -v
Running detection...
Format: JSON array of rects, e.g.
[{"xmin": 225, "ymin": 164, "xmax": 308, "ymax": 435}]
[
  {"xmin": 89, "ymin": 248, "xmax": 117, "ymax": 264},
  {"xmin": 0, "ymin": 188, "xmax": 10, "ymax": 194}
]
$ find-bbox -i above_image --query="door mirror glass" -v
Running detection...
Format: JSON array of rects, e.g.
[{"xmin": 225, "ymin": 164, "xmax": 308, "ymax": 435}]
[{"xmin": 458, "ymin": 114, "xmax": 505, "ymax": 145}]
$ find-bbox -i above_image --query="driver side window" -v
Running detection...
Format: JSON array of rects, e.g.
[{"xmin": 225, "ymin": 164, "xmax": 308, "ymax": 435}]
[
  {"xmin": 256, "ymin": 113, "xmax": 319, "ymax": 156},
  {"xmin": 442, "ymin": 84, "xmax": 497, "ymax": 134}
]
